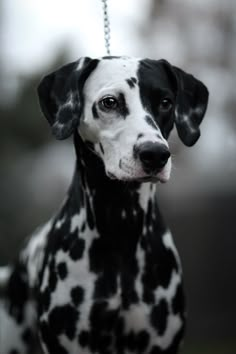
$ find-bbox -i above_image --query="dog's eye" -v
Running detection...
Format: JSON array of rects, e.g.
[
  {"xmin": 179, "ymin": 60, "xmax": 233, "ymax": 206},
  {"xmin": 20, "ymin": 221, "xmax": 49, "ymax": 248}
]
[
  {"xmin": 159, "ymin": 98, "xmax": 173, "ymax": 111},
  {"xmin": 99, "ymin": 96, "xmax": 118, "ymax": 110}
]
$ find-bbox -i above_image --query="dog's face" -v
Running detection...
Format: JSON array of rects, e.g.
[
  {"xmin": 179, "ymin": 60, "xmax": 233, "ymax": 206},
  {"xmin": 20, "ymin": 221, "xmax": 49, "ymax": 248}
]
[{"xmin": 38, "ymin": 56, "xmax": 209, "ymax": 183}]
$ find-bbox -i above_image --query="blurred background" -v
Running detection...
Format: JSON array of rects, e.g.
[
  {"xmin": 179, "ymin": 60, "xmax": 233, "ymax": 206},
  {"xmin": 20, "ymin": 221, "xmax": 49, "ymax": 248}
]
[{"xmin": 0, "ymin": 0, "xmax": 235, "ymax": 353}]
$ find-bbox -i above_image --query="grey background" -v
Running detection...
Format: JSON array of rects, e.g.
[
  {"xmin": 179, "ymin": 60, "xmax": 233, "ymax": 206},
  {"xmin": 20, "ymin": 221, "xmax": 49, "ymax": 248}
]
[{"xmin": 0, "ymin": 1, "xmax": 235, "ymax": 353}]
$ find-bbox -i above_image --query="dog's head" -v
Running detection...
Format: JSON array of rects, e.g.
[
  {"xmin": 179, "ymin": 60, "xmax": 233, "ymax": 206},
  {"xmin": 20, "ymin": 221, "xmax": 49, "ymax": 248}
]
[{"xmin": 38, "ymin": 56, "xmax": 209, "ymax": 183}]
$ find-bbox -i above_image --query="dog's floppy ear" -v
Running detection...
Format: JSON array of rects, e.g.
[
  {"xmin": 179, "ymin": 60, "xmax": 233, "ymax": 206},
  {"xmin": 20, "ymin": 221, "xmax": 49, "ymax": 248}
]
[
  {"xmin": 37, "ymin": 57, "xmax": 99, "ymax": 140},
  {"xmin": 172, "ymin": 65, "xmax": 209, "ymax": 146}
]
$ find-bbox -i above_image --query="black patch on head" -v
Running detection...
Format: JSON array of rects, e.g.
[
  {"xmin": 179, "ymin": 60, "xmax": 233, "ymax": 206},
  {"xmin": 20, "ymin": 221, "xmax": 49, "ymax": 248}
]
[
  {"xmin": 69, "ymin": 237, "xmax": 85, "ymax": 260},
  {"xmin": 118, "ymin": 93, "xmax": 129, "ymax": 118},
  {"xmin": 150, "ymin": 299, "xmax": 168, "ymax": 335},
  {"xmin": 38, "ymin": 58, "xmax": 99, "ymax": 140},
  {"xmin": 71, "ymin": 286, "xmax": 84, "ymax": 306},
  {"xmin": 138, "ymin": 59, "xmax": 176, "ymax": 138},
  {"xmin": 145, "ymin": 115, "xmax": 157, "ymax": 130},
  {"xmin": 92, "ymin": 103, "xmax": 99, "ymax": 119},
  {"xmin": 126, "ymin": 77, "xmax": 137, "ymax": 89},
  {"xmin": 57, "ymin": 262, "xmax": 68, "ymax": 280},
  {"xmin": 137, "ymin": 133, "xmax": 144, "ymax": 140}
]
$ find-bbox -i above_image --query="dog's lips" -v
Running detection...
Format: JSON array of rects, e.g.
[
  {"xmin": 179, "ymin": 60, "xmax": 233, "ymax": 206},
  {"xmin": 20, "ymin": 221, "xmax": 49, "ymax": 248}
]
[
  {"xmin": 106, "ymin": 169, "xmax": 164, "ymax": 183},
  {"xmin": 106, "ymin": 157, "xmax": 171, "ymax": 183}
]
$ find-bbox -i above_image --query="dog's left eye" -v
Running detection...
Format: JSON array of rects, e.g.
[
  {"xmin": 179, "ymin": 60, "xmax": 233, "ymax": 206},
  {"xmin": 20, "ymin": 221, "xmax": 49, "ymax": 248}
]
[
  {"xmin": 99, "ymin": 96, "xmax": 118, "ymax": 110},
  {"xmin": 159, "ymin": 98, "xmax": 173, "ymax": 111}
]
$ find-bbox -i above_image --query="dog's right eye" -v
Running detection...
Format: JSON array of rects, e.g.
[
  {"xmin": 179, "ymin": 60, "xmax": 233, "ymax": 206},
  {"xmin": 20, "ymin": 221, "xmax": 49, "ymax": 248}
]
[{"xmin": 99, "ymin": 96, "xmax": 118, "ymax": 110}]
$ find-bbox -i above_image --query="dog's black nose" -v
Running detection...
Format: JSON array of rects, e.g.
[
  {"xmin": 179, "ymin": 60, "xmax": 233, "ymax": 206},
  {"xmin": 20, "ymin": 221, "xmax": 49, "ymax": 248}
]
[{"xmin": 137, "ymin": 142, "xmax": 170, "ymax": 172}]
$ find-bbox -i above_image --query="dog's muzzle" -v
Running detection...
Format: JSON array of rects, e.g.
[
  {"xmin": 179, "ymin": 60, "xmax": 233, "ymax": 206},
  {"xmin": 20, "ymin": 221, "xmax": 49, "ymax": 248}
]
[{"xmin": 135, "ymin": 142, "xmax": 170, "ymax": 175}]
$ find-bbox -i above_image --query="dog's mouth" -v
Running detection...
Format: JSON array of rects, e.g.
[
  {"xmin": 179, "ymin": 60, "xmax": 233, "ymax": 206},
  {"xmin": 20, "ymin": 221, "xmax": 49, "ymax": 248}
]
[
  {"xmin": 105, "ymin": 155, "xmax": 171, "ymax": 183},
  {"xmin": 106, "ymin": 169, "xmax": 168, "ymax": 184}
]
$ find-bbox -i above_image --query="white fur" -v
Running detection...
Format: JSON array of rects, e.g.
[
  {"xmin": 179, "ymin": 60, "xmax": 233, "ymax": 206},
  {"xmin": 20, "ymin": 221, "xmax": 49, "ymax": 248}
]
[{"xmin": 79, "ymin": 57, "xmax": 171, "ymax": 182}]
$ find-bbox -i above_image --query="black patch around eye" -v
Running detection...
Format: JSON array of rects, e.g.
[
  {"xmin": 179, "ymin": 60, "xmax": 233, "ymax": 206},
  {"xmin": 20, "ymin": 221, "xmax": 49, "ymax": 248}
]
[
  {"xmin": 92, "ymin": 103, "xmax": 99, "ymax": 119},
  {"xmin": 118, "ymin": 93, "xmax": 129, "ymax": 118},
  {"xmin": 145, "ymin": 116, "xmax": 157, "ymax": 130}
]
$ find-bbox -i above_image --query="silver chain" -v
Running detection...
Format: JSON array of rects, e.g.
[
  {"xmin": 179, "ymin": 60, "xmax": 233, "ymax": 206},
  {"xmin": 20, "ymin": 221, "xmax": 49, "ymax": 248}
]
[{"xmin": 101, "ymin": 0, "xmax": 111, "ymax": 55}]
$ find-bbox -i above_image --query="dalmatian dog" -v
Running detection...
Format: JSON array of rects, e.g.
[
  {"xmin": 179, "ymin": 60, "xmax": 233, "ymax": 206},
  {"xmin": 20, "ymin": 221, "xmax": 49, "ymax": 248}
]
[{"xmin": 0, "ymin": 56, "xmax": 209, "ymax": 354}]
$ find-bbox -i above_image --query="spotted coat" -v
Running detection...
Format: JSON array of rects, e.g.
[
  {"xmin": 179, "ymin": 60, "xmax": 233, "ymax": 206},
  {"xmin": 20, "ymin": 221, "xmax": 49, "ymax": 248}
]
[{"xmin": 0, "ymin": 56, "xmax": 209, "ymax": 354}]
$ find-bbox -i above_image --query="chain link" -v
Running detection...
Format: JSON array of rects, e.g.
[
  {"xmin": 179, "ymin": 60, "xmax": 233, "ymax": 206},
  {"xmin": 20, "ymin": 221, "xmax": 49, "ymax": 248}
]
[{"xmin": 101, "ymin": 0, "xmax": 111, "ymax": 55}]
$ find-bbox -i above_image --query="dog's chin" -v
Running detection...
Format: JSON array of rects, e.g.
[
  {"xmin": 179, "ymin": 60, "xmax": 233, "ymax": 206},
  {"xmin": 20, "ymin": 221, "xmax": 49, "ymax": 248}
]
[{"xmin": 106, "ymin": 170, "xmax": 170, "ymax": 184}]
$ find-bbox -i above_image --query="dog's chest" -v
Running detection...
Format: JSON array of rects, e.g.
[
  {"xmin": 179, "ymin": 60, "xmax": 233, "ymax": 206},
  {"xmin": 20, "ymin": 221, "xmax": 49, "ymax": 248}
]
[{"xmin": 38, "ymin": 203, "xmax": 185, "ymax": 354}]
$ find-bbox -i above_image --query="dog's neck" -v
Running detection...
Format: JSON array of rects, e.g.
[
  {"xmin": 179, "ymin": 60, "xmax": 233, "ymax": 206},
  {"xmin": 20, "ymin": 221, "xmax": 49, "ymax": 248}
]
[{"xmin": 66, "ymin": 132, "xmax": 162, "ymax": 246}]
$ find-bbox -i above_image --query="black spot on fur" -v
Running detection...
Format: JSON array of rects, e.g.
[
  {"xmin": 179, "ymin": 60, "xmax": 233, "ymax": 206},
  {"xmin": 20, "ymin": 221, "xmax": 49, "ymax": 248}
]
[
  {"xmin": 48, "ymin": 258, "xmax": 57, "ymax": 292},
  {"xmin": 99, "ymin": 143, "xmax": 104, "ymax": 154},
  {"xmin": 172, "ymin": 283, "xmax": 185, "ymax": 315},
  {"xmin": 21, "ymin": 327, "xmax": 32, "ymax": 344},
  {"xmin": 126, "ymin": 77, "xmax": 137, "ymax": 89},
  {"xmin": 149, "ymin": 345, "xmax": 163, "ymax": 354},
  {"xmin": 40, "ymin": 320, "xmax": 68, "ymax": 354},
  {"xmin": 94, "ymin": 272, "xmax": 117, "ymax": 298},
  {"xmin": 9, "ymin": 350, "xmax": 20, "ymax": 354},
  {"xmin": 137, "ymin": 133, "xmax": 144, "ymax": 139},
  {"xmin": 145, "ymin": 115, "xmax": 157, "ymax": 130},
  {"xmin": 92, "ymin": 103, "xmax": 99, "ymax": 119},
  {"xmin": 118, "ymin": 93, "xmax": 129, "ymax": 118},
  {"xmin": 78, "ymin": 330, "xmax": 90, "ymax": 347},
  {"xmin": 49, "ymin": 304, "xmax": 78, "ymax": 340},
  {"xmin": 71, "ymin": 286, "xmax": 84, "ymax": 306},
  {"xmin": 69, "ymin": 237, "xmax": 85, "ymax": 260},
  {"xmin": 6, "ymin": 263, "xmax": 28, "ymax": 324},
  {"xmin": 142, "ymin": 288, "xmax": 155, "ymax": 304},
  {"xmin": 89, "ymin": 331, "xmax": 112, "ymax": 352},
  {"xmin": 39, "ymin": 287, "xmax": 51, "ymax": 313},
  {"xmin": 80, "ymin": 221, "xmax": 86, "ymax": 232},
  {"xmin": 57, "ymin": 262, "xmax": 68, "ymax": 280},
  {"xmin": 126, "ymin": 330, "xmax": 150, "ymax": 352},
  {"xmin": 85, "ymin": 196, "xmax": 95, "ymax": 230},
  {"xmin": 150, "ymin": 299, "xmax": 169, "ymax": 335},
  {"xmin": 90, "ymin": 301, "xmax": 119, "ymax": 332}
]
